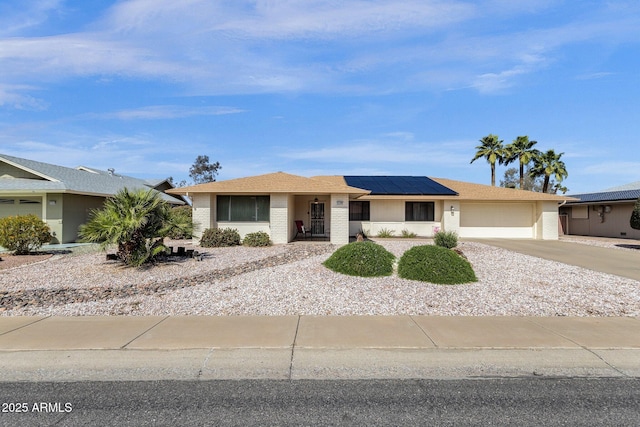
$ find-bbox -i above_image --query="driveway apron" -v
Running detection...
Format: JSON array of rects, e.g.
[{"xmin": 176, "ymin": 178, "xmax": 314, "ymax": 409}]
[{"xmin": 466, "ymin": 239, "xmax": 640, "ymax": 282}]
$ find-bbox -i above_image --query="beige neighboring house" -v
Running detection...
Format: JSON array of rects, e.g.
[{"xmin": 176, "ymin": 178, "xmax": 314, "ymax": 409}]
[
  {"xmin": 561, "ymin": 182, "xmax": 640, "ymax": 239},
  {"xmin": 168, "ymin": 172, "xmax": 574, "ymax": 245},
  {"xmin": 0, "ymin": 153, "xmax": 185, "ymax": 244}
]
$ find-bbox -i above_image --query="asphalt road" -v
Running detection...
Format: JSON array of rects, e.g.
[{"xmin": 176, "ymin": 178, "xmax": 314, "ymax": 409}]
[{"xmin": 2, "ymin": 378, "xmax": 640, "ymax": 426}]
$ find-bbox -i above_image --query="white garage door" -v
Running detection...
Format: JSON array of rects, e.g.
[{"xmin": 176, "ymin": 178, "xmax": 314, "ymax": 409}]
[
  {"xmin": 460, "ymin": 202, "xmax": 534, "ymax": 238},
  {"xmin": 0, "ymin": 197, "xmax": 43, "ymax": 219}
]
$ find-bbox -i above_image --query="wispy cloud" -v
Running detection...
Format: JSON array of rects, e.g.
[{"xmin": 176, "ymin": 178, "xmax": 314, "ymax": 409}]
[
  {"xmin": 0, "ymin": 0, "xmax": 65, "ymax": 36},
  {"xmin": 0, "ymin": 0, "xmax": 638, "ymax": 98},
  {"xmin": 0, "ymin": 84, "xmax": 48, "ymax": 110},
  {"xmin": 87, "ymin": 105, "xmax": 246, "ymax": 120},
  {"xmin": 281, "ymin": 135, "xmax": 472, "ymax": 169}
]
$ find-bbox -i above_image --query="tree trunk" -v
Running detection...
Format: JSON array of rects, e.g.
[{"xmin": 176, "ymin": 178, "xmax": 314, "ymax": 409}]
[
  {"xmin": 542, "ymin": 175, "xmax": 550, "ymax": 193},
  {"xmin": 491, "ymin": 163, "xmax": 496, "ymax": 186},
  {"xmin": 519, "ymin": 157, "xmax": 524, "ymax": 190}
]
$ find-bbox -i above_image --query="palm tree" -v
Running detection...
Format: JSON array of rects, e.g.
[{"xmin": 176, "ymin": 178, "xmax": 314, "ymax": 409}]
[
  {"xmin": 470, "ymin": 134, "xmax": 505, "ymax": 186},
  {"xmin": 79, "ymin": 188, "xmax": 193, "ymax": 266},
  {"xmin": 503, "ymin": 136, "xmax": 540, "ymax": 190},
  {"xmin": 529, "ymin": 149, "xmax": 568, "ymax": 194}
]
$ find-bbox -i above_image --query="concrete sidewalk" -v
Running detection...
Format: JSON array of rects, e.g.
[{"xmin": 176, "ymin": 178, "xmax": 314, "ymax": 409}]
[{"xmin": 0, "ymin": 316, "xmax": 638, "ymax": 381}]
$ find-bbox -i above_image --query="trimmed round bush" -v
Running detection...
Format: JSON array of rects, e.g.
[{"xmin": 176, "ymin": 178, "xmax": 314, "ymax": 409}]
[
  {"xmin": 200, "ymin": 228, "xmax": 241, "ymax": 247},
  {"xmin": 398, "ymin": 245, "xmax": 476, "ymax": 284},
  {"xmin": 433, "ymin": 230, "xmax": 458, "ymax": 249},
  {"xmin": 323, "ymin": 241, "xmax": 395, "ymax": 277},
  {"xmin": 243, "ymin": 231, "xmax": 272, "ymax": 247},
  {"xmin": 0, "ymin": 214, "xmax": 52, "ymax": 254}
]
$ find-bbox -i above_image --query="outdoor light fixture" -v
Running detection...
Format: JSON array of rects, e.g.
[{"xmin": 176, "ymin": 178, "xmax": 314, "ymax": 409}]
[
  {"xmin": 450, "ymin": 205, "xmax": 455, "ymax": 216},
  {"xmin": 314, "ymin": 197, "xmax": 319, "ymax": 204}
]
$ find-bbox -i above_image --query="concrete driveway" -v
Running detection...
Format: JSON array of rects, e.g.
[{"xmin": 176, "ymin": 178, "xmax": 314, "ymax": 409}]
[{"xmin": 466, "ymin": 238, "xmax": 640, "ymax": 282}]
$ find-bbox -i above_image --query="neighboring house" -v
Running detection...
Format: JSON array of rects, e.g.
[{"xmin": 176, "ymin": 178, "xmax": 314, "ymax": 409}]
[
  {"xmin": 561, "ymin": 181, "xmax": 640, "ymax": 239},
  {"xmin": 0, "ymin": 154, "xmax": 185, "ymax": 244},
  {"xmin": 167, "ymin": 172, "xmax": 573, "ymax": 245}
]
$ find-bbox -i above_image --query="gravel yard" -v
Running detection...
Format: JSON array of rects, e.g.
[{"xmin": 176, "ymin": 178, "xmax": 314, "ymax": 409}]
[{"xmin": 1, "ymin": 238, "xmax": 639, "ymax": 317}]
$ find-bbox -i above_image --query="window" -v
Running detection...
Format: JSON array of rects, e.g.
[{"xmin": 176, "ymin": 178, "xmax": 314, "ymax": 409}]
[
  {"xmin": 0, "ymin": 199, "xmax": 15, "ymax": 204},
  {"xmin": 405, "ymin": 202, "xmax": 434, "ymax": 221},
  {"xmin": 349, "ymin": 201, "xmax": 370, "ymax": 221},
  {"xmin": 217, "ymin": 196, "xmax": 269, "ymax": 221}
]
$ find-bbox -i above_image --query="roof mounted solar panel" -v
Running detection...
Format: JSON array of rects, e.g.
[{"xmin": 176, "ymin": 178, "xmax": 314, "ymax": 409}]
[{"xmin": 344, "ymin": 176, "xmax": 458, "ymax": 196}]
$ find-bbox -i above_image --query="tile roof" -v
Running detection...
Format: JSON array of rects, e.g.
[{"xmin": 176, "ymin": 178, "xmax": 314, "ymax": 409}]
[
  {"xmin": 430, "ymin": 178, "xmax": 578, "ymax": 201},
  {"xmin": 566, "ymin": 189, "xmax": 640, "ymax": 204},
  {"xmin": 171, "ymin": 172, "xmax": 575, "ymax": 203},
  {"xmin": 168, "ymin": 172, "xmax": 370, "ymax": 195},
  {"xmin": 0, "ymin": 154, "xmax": 184, "ymax": 204}
]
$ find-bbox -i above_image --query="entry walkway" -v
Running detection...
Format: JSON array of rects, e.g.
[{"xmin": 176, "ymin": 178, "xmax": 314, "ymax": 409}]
[
  {"xmin": 0, "ymin": 316, "xmax": 638, "ymax": 381},
  {"xmin": 466, "ymin": 238, "xmax": 640, "ymax": 281}
]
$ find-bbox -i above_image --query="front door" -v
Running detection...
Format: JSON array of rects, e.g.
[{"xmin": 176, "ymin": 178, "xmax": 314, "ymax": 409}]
[{"xmin": 310, "ymin": 202, "xmax": 325, "ymax": 236}]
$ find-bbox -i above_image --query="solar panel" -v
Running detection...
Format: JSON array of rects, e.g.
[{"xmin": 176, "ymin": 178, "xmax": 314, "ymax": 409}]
[{"xmin": 344, "ymin": 176, "xmax": 458, "ymax": 196}]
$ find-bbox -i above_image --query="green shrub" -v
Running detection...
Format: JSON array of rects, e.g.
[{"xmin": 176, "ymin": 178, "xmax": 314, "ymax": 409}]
[
  {"xmin": 0, "ymin": 214, "xmax": 52, "ymax": 254},
  {"xmin": 243, "ymin": 231, "xmax": 272, "ymax": 247},
  {"xmin": 200, "ymin": 228, "xmax": 241, "ymax": 247},
  {"xmin": 434, "ymin": 230, "xmax": 458, "ymax": 249},
  {"xmin": 401, "ymin": 229, "xmax": 417, "ymax": 238},
  {"xmin": 376, "ymin": 228, "xmax": 395, "ymax": 238},
  {"xmin": 631, "ymin": 197, "xmax": 640, "ymax": 230},
  {"xmin": 323, "ymin": 241, "xmax": 395, "ymax": 277},
  {"xmin": 398, "ymin": 245, "xmax": 476, "ymax": 284},
  {"xmin": 167, "ymin": 205, "xmax": 193, "ymax": 239}
]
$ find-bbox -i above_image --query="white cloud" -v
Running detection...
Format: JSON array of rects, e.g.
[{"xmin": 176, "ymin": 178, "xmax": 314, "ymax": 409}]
[
  {"xmin": 88, "ymin": 105, "xmax": 246, "ymax": 120},
  {"xmin": 281, "ymin": 136, "xmax": 472, "ymax": 169},
  {"xmin": 0, "ymin": 84, "xmax": 48, "ymax": 110},
  {"xmin": 0, "ymin": 0, "xmax": 65, "ymax": 36},
  {"xmin": 0, "ymin": 0, "xmax": 638, "ymax": 98}
]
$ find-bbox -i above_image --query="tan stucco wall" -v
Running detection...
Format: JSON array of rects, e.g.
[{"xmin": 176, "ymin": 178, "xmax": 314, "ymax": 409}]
[
  {"xmin": 60, "ymin": 193, "xmax": 105, "ymax": 243},
  {"xmin": 564, "ymin": 203, "xmax": 640, "ymax": 239},
  {"xmin": 350, "ymin": 199, "xmax": 442, "ymax": 237},
  {"xmin": 441, "ymin": 200, "xmax": 460, "ymax": 235},
  {"xmin": 536, "ymin": 201, "xmax": 559, "ymax": 240}
]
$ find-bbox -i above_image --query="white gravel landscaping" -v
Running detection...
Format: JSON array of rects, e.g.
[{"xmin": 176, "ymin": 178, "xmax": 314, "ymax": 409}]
[{"xmin": 1, "ymin": 239, "xmax": 639, "ymax": 317}]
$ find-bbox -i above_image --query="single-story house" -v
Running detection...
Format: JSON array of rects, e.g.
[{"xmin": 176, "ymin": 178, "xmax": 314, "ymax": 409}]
[
  {"xmin": 561, "ymin": 181, "xmax": 640, "ymax": 239},
  {"xmin": 0, "ymin": 153, "xmax": 185, "ymax": 243},
  {"xmin": 167, "ymin": 172, "xmax": 574, "ymax": 245}
]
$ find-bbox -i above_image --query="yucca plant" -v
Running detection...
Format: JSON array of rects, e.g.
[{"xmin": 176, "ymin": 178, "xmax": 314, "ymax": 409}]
[{"xmin": 79, "ymin": 188, "xmax": 192, "ymax": 266}]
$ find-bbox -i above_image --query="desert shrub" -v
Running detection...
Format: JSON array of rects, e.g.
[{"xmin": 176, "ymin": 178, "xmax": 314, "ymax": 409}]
[
  {"xmin": 398, "ymin": 245, "xmax": 477, "ymax": 284},
  {"xmin": 401, "ymin": 229, "xmax": 417, "ymax": 238},
  {"xmin": 200, "ymin": 228, "xmax": 241, "ymax": 247},
  {"xmin": 434, "ymin": 230, "xmax": 458, "ymax": 249},
  {"xmin": 376, "ymin": 228, "xmax": 395, "ymax": 238},
  {"xmin": 0, "ymin": 215, "xmax": 52, "ymax": 254},
  {"xmin": 243, "ymin": 231, "xmax": 272, "ymax": 247},
  {"xmin": 323, "ymin": 241, "xmax": 395, "ymax": 277},
  {"xmin": 167, "ymin": 205, "xmax": 193, "ymax": 239},
  {"xmin": 79, "ymin": 188, "xmax": 190, "ymax": 267}
]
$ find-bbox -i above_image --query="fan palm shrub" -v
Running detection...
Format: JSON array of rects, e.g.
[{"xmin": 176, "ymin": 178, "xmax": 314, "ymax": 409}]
[{"xmin": 79, "ymin": 188, "xmax": 193, "ymax": 266}]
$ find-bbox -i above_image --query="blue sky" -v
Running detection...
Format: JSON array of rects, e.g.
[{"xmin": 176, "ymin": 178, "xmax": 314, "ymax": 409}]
[{"xmin": 1, "ymin": 0, "xmax": 638, "ymax": 194}]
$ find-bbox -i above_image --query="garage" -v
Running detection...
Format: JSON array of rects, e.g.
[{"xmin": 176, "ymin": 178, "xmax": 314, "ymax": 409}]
[
  {"xmin": 459, "ymin": 202, "xmax": 534, "ymax": 238},
  {"xmin": 0, "ymin": 197, "xmax": 43, "ymax": 219}
]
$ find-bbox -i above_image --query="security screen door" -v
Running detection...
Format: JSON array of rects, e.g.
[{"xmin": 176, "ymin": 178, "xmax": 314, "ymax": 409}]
[{"xmin": 310, "ymin": 202, "xmax": 325, "ymax": 235}]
